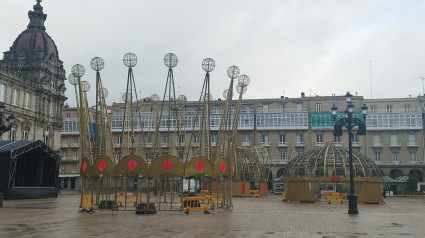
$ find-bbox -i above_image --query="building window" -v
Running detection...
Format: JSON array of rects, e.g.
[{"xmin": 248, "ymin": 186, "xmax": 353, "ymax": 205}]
[
  {"xmin": 51, "ymin": 81, "xmax": 56, "ymax": 89},
  {"xmin": 24, "ymin": 93, "xmax": 30, "ymax": 109},
  {"xmin": 352, "ymin": 134, "xmax": 358, "ymax": 143},
  {"xmin": 10, "ymin": 128, "xmax": 16, "ymax": 140},
  {"xmin": 375, "ymin": 152, "xmax": 381, "ymax": 162},
  {"xmin": 211, "ymin": 135, "xmax": 217, "ymax": 143},
  {"xmin": 373, "ymin": 135, "xmax": 381, "ymax": 143},
  {"xmin": 49, "ymin": 101, "xmax": 54, "ymax": 116},
  {"xmin": 0, "ymin": 84, "xmax": 5, "ymax": 102},
  {"xmin": 22, "ymin": 130, "xmax": 28, "ymax": 140},
  {"xmin": 261, "ymin": 134, "xmax": 269, "ymax": 145},
  {"xmin": 12, "ymin": 88, "xmax": 19, "ymax": 106},
  {"xmin": 390, "ymin": 135, "xmax": 398, "ymax": 144},
  {"xmin": 62, "ymin": 151, "xmax": 66, "ymax": 157},
  {"xmin": 279, "ymin": 134, "xmax": 286, "ymax": 144},
  {"xmin": 404, "ymin": 104, "xmax": 410, "ymax": 113},
  {"xmin": 72, "ymin": 163, "xmax": 76, "ymax": 172},
  {"xmin": 297, "ymin": 134, "xmax": 303, "ymax": 144},
  {"xmin": 408, "ymin": 134, "xmax": 416, "ymax": 142},
  {"xmin": 62, "ymin": 164, "xmax": 65, "ymax": 172},
  {"xmin": 66, "ymin": 113, "xmax": 71, "ymax": 119},
  {"xmin": 316, "ymin": 103, "xmax": 321, "ymax": 112},
  {"xmin": 262, "ymin": 104, "xmax": 268, "ymax": 113},
  {"xmin": 116, "ymin": 137, "xmax": 121, "ymax": 145},
  {"xmin": 386, "ymin": 105, "xmax": 392, "ymax": 113},
  {"xmin": 244, "ymin": 105, "xmax": 250, "ymax": 112},
  {"xmin": 370, "ymin": 105, "xmax": 376, "ymax": 113},
  {"xmin": 392, "ymin": 152, "xmax": 399, "ymax": 163},
  {"xmin": 115, "ymin": 153, "xmax": 120, "ymax": 163},
  {"xmin": 43, "ymin": 128, "xmax": 49, "ymax": 145},
  {"xmin": 261, "ymin": 152, "xmax": 268, "ymax": 163},
  {"xmin": 296, "ymin": 103, "xmax": 302, "ymax": 112},
  {"xmin": 334, "ymin": 135, "xmax": 341, "ymax": 145},
  {"xmin": 243, "ymin": 134, "xmax": 250, "ymax": 143},
  {"xmin": 179, "ymin": 135, "xmax": 184, "ymax": 144},
  {"xmin": 74, "ymin": 137, "xmax": 78, "ymax": 144},
  {"xmin": 279, "ymin": 152, "xmax": 286, "ymax": 163},
  {"xmin": 213, "ymin": 105, "xmax": 219, "ymax": 114},
  {"xmin": 280, "ymin": 104, "xmax": 285, "ymax": 112},
  {"xmin": 316, "ymin": 134, "xmax": 323, "ymax": 144},
  {"xmin": 410, "ymin": 152, "xmax": 417, "ymax": 163}
]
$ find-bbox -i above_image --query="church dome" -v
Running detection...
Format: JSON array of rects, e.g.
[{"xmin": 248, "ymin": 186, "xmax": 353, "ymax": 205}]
[
  {"xmin": 283, "ymin": 145, "xmax": 382, "ymax": 178},
  {"xmin": 2, "ymin": 0, "xmax": 60, "ymax": 64}
]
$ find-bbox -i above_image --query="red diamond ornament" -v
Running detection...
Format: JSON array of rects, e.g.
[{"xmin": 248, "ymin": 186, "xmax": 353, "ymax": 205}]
[
  {"xmin": 220, "ymin": 161, "xmax": 226, "ymax": 173},
  {"xmin": 126, "ymin": 159, "xmax": 138, "ymax": 171},
  {"xmin": 161, "ymin": 158, "xmax": 173, "ymax": 171},
  {"xmin": 98, "ymin": 159, "xmax": 107, "ymax": 172},
  {"xmin": 82, "ymin": 161, "xmax": 87, "ymax": 172},
  {"xmin": 195, "ymin": 160, "xmax": 205, "ymax": 172}
]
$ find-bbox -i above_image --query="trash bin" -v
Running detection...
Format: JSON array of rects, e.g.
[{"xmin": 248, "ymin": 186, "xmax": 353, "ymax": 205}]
[{"xmin": 0, "ymin": 193, "xmax": 3, "ymax": 208}]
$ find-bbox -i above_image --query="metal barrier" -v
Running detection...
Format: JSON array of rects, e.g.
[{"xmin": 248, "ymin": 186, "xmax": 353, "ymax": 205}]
[
  {"xmin": 210, "ymin": 192, "xmax": 223, "ymax": 206},
  {"xmin": 181, "ymin": 196, "xmax": 214, "ymax": 213},
  {"xmin": 250, "ymin": 190, "xmax": 260, "ymax": 197},
  {"xmin": 116, "ymin": 192, "xmax": 142, "ymax": 206},
  {"xmin": 322, "ymin": 192, "xmax": 347, "ymax": 203},
  {"xmin": 81, "ymin": 195, "xmax": 93, "ymax": 209}
]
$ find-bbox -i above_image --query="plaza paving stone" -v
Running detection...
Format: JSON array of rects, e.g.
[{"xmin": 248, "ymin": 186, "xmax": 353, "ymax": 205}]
[{"xmin": 0, "ymin": 192, "xmax": 425, "ymax": 237}]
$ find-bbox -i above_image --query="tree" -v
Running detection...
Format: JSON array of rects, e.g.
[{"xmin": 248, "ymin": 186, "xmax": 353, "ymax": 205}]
[{"xmin": 406, "ymin": 177, "xmax": 417, "ymax": 192}]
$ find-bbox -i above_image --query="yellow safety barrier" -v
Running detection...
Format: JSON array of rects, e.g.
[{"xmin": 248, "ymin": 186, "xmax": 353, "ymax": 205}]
[
  {"xmin": 250, "ymin": 190, "xmax": 260, "ymax": 197},
  {"xmin": 210, "ymin": 192, "xmax": 223, "ymax": 206},
  {"xmin": 322, "ymin": 192, "xmax": 347, "ymax": 203},
  {"xmin": 201, "ymin": 190, "xmax": 211, "ymax": 196},
  {"xmin": 181, "ymin": 196, "xmax": 214, "ymax": 212},
  {"xmin": 282, "ymin": 192, "xmax": 286, "ymax": 201},
  {"xmin": 81, "ymin": 195, "xmax": 92, "ymax": 209},
  {"xmin": 116, "ymin": 192, "xmax": 142, "ymax": 206}
]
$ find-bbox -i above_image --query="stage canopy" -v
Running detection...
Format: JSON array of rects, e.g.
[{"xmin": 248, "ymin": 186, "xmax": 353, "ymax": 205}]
[{"xmin": 0, "ymin": 140, "xmax": 60, "ymax": 199}]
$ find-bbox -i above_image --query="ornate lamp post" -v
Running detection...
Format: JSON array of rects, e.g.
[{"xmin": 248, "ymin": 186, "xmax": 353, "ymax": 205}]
[
  {"xmin": 331, "ymin": 92, "xmax": 368, "ymax": 214},
  {"xmin": 0, "ymin": 103, "xmax": 15, "ymax": 136}
]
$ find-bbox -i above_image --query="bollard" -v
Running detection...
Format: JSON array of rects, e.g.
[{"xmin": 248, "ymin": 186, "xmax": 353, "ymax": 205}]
[{"xmin": 0, "ymin": 193, "xmax": 3, "ymax": 208}]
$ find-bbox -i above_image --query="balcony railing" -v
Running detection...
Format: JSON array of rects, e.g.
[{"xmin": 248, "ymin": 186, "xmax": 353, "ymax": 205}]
[
  {"xmin": 389, "ymin": 142, "xmax": 401, "ymax": 147},
  {"xmin": 407, "ymin": 141, "xmax": 419, "ymax": 147},
  {"xmin": 60, "ymin": 143, "xmax": 68, "ymax": 148},
  {"xmin": 278, "ymin": 142, "xmax": 287, "ymax": 147},
  {"xmin": 261, "ymin": 142, "xmax": 270, "ymax": 147},
  {"xmin": 70, "ymin": 143, "xmax": 79, "ymax": 148},
  {"xmin": 241, "ymin": 142, "xmax": 251, "ymax": 147},
  {"xmin": 315, "ymin": 142, "xmax": 324, "ymax": 147},
  {"xmin": 114, "ymin": 143, "xmax": 121, "ymax": 148},
  {"xmin": 372, "ymin": 142, "xmax": 383, "ymax": 147},
  {"xmin": 295, "ymin": 142, "xmax": 305, "ymax": 147},
  {"xmin": 352, "ymin": 142, "xmax": 361, "ymax": 147},
  {"xmin": 61, "ymin": 157, "xmax": 79, "ymax": 162}
]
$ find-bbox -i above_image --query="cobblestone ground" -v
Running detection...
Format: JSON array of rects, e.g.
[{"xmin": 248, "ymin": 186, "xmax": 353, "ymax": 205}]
[{"xmin": 1, "ymin": 192, "xmax": 425, "ymax": 237}]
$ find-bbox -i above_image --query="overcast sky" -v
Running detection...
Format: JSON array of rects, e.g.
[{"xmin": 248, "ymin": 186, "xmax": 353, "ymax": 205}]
[{"xmin": 1, "ymin": 0, "xmax": 425, "ymax": 106}]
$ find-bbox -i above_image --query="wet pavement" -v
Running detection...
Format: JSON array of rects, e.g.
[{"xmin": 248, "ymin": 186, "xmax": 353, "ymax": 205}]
[{"xmin": 1, "ymin": 192, "xmax": 425, "ymax": 237}]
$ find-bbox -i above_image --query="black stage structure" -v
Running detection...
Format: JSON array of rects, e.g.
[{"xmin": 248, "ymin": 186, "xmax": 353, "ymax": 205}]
[{"xmin": 0, "ymin": 140, "xmax": 60, "ymax": 199}]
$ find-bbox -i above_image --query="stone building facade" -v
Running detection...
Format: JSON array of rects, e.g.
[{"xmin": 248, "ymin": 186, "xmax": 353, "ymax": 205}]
[
  {"xmin": 61, "ymin": 93, "xmax": 425, "ymax": 191},
  {"xmin": 0, "ymin": 0, "xmax": 66, "ymax": 151}
]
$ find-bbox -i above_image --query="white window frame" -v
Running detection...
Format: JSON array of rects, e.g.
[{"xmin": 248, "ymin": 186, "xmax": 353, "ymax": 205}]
[
  {"xmin": 279, "ymin": 152, "xmax": 286, "ymax": 163},
  {"xmin": 280, "ymin": 104, "xmax": 285, "ymax": 112},
  {"xmin": 410, "ymin": 152, "xmax": 417, "ymax": 163},
  {"xmin": 24, "ymin": 92, "xmax": 30, "ymax": 109},
  {"xmin": 0, "ymin": 84, "xmax": 5, "ymax": 102},
  {"xmin": 392, "ymin": 152, "xmax": 399, "ymax": 163},
  {"xmin": 243, "ymin": 134, "xmax": 250, "ymax": 143},
  {"xmin": 316, "ymin": 134, "xmax": 323, "ymax": 143},
  {"xmin": 12, "ymin": 88, "xmax": 19, "ymax": 106},
  {"xmin": 211, "ymin": 135, "xmax": 217, "ymax": 143},
  {"xmin": 375, "ymin": 152, "xmax": 381, "ymax": 162},
  {"xmin": 370, "ymin": 105, "xmax": 376, "ymax": 114},
  {"xmin": 279, "ymin": 134, "xmax": 286, "ymax": 144},
  {"xmin": 262, "ymin": 134, "xmax": 269, "ymax": 144},
  {"xmin": 22, "ymin": 130, "xmax": 28, "ymax": 140},
  {"xmin": 386, "ymin": 105, "xmax": 392, "ymax": 113},
  {"xmin": 262, "ymin": 104, "xmax": 268, "ymax": 113},
  {"xmin": 316, "ymin": 103, "xmax": 321, "ymax": 112}
]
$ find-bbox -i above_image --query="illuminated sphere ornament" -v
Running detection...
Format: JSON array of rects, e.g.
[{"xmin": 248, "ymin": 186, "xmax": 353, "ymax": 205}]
[
  {"xmin": 227, "ymin": 65, "xmax": 240, "ymax": 79},
  {"xmin": 123, "ymin": 53, "xmax": 137, "ymax": 67},
  {"xmin": 202, "ymin": 58, "xmax": 215, "ymax": 72},
  {"xmin": 122, "ymin": 91, "xmax": 132, "ymax": 102},
  {"xmin": 236, "ymin": 84, "xmax": 247, "ymax": 95},
  {"xmin": 81, "ymin": 81, "xmax": 90, "ymax": 92},
  {"xmin": 101, "ymin": 88, "xmax": 108, "ymax": 98},
  {"xmin": 223, "ymin": 89, "xmax": 230, "ymax": 99},
  {"xmin": 68, "ymin": 74, "xmax": 78, "ymax": 86},
  {"xmin": 71, "ymin": 64, "xmax": 85, "ymax": 77},
  {"xmin": 164, "ymin": 53, "xmax": 178, "ymax": 68},
  {"xmin": 90, "ymin": 57, "xmax": 105, "ymax": 71},
  {"xmin": 150, "ymin": 94, "xmax": 160, "ymax": 102},
  {"xmin": 238, "ymin": 74, "xmax": 250, "ymax": 87}
]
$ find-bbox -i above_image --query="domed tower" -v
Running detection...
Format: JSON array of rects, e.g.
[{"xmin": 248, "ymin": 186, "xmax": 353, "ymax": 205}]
[{"xmin": 0, "ymin": 0, "xmax": 66, "ymax": 150}]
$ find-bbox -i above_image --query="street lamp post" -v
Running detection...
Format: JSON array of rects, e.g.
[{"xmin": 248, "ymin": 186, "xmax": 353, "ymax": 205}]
[
  {"xmin": 0, "ymin": 103, "xmax": 15, "ymax": 136},
  {"xmin": 331, "ymin": 92, "xmax": 368, "ymax": 214}
]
